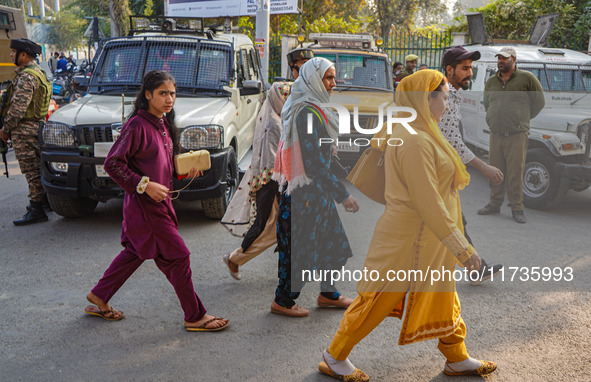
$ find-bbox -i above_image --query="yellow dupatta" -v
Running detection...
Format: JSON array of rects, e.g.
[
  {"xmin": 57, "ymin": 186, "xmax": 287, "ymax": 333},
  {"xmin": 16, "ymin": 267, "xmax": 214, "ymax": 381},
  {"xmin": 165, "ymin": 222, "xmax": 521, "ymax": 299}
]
[{"xmin": 373, "ymin": 69, "xmax": 470, "ymax": 191}]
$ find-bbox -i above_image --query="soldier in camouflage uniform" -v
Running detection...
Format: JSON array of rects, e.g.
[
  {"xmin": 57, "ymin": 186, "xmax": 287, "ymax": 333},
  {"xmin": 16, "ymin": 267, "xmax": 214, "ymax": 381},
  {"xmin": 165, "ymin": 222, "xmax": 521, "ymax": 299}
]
[{"xmin": 0, "ymin": 39, "xmax": 52, "ymax": 225}]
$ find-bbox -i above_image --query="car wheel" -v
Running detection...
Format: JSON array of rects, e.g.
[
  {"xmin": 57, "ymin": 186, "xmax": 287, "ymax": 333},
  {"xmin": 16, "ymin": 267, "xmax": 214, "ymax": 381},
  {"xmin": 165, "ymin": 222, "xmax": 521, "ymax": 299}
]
[
  {"xmin": 47, "ymin": 193, "xmax": 98, "ymax": 218},
  {"xmin": 523, "ymin": 148, "xmax": 568, "ymax": 210},
  {"xmin": 202, "ymin": 148, "xmax": 238, "ymax": 219}
]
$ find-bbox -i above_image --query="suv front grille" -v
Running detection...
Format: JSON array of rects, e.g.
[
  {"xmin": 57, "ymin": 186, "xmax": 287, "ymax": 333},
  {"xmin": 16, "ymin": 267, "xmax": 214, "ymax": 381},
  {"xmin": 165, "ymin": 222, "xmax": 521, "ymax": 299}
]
[{"xmin": 81, "ymin": 126, "xmax": 115, "ymax": 145}]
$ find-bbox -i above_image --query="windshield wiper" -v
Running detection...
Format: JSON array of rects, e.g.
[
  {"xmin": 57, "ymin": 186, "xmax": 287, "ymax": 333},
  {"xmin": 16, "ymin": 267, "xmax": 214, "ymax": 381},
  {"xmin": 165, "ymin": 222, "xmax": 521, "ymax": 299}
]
[
  {"xmin": 571, "ymin": 93, "xmax": 589, "ymax": 106},
  {"xmin": 96, "ymin": 85, "xmax": 141, "ymax": 94}
]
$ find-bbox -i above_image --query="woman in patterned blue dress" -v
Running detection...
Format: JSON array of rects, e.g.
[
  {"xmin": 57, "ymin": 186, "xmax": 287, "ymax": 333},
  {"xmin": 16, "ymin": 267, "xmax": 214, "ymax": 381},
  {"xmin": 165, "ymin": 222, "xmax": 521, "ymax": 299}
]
[{"xmin": 272, "ymin": 57, "xmax": 359, "ymax": 317}]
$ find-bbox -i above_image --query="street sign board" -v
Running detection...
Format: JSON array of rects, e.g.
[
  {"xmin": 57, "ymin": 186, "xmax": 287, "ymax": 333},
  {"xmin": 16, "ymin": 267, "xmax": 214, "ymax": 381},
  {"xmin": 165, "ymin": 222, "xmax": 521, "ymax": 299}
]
[{"xmin": 167, "ymin": 0, "xmax": 299, "ymax": 18}]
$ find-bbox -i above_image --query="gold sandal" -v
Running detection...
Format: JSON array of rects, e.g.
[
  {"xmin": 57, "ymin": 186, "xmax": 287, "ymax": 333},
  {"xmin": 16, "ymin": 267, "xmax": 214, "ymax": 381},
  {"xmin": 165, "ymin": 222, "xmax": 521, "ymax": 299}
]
[
  {"xmin": 318, "ymin": 353, "xmax": 370, "ymax": 382},
  {"xmin": 443, "ymin": 360, "xmax": 497, "ymax": 376}
]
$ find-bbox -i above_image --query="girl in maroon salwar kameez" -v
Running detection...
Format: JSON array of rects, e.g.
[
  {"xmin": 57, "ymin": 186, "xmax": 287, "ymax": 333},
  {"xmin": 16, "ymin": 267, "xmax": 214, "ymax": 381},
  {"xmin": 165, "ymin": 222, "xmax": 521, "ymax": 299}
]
[{"xmin": 84, "ymin": 71, "xmax": 229, "ymax": 332}]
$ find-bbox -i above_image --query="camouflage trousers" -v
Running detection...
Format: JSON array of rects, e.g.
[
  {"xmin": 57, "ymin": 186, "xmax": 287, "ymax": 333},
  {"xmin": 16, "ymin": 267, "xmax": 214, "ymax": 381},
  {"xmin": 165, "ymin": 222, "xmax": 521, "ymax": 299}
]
[{"xmin": 11, "ymin": 121, "xmax": 44, "ymax": 203}]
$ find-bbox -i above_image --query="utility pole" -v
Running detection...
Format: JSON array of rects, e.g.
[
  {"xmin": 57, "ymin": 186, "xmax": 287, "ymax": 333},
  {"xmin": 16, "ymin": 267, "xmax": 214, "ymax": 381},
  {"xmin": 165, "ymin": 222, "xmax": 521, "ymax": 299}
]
[
  {"xmin": 255, "ymin": 0, "xmax": 270, "ymax": 83},
  {"xmin": 39, "ymin": 0, "xmax": 45, "ymax": 18}
]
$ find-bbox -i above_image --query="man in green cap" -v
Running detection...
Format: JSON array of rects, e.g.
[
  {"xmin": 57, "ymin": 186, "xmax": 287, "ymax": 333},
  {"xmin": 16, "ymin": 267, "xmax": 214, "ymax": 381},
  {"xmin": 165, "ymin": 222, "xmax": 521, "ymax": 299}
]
[
  {"xmin": 0, "ymin": 38, "xmax": 52, "ymax": 225},
  {"xmin": 395, "ymin": 54, "xmax": 418, "ymax": 82}
]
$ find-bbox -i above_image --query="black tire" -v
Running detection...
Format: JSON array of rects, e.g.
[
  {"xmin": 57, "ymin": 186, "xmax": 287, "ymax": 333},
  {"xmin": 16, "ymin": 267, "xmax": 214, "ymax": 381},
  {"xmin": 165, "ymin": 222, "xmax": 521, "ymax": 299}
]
[
  {"xmin": 202, "ymin": 148, "xmax": 238, "ymax": 219},
  {"xmin": 523, "ymin": 149, "xmax": 568, "ymax": 210},
  {"xmin": 47, "ymin": 193, "xmax": 98, "ymax": 218}
]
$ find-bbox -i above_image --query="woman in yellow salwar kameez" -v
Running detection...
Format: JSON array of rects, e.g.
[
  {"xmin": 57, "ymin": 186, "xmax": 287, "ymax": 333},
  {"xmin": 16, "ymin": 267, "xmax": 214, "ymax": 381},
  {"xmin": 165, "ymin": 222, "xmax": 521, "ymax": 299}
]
[{"xmin": 318, "ymin": 70, "xmax": 497, "ymax": 381}]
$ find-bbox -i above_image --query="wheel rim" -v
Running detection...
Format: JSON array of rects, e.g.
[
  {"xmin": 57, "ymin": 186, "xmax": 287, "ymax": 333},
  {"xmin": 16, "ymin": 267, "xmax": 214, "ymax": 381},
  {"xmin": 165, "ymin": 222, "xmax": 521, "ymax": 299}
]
[
  {"xmin": 224, "ymin": 162, "xmax": 237, "ymax": 204},
  {"xmin": 523, "ymin": 161, "xmax": 550, "ymax": 198}
]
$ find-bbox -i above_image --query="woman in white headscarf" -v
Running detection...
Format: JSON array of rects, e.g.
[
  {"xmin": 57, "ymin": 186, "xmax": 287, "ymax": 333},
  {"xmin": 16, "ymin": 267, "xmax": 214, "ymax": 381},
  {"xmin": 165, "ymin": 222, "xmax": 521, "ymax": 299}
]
[
  {"xmin": 270, "ymin": 57, "xmax": 359, "ymax": 317},
  {"xmin": 221, "ymin": 81, "xmax": 291, "ymax": 280}
]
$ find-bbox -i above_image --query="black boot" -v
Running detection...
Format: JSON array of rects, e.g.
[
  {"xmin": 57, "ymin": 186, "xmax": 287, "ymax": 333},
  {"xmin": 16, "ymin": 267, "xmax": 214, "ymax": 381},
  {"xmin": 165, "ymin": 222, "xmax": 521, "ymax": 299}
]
[
  {"xmin": 13, "ymin": 201, "xmax": 49, "ymax": 226},
  {"xmin": 42, "ymin": 193, "xmax": 53, "ymax": 212}
]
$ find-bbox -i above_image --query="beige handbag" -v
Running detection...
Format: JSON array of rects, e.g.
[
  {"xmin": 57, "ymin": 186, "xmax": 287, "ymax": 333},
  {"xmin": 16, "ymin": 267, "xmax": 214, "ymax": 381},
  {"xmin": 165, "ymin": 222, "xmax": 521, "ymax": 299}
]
[
  {"xmin": 346, "ymin": 147, "xmax": 386, "ymax": 205},
  {"xmin": 174, "ymin": 150, "xmax": 211, "ymax": 175}
]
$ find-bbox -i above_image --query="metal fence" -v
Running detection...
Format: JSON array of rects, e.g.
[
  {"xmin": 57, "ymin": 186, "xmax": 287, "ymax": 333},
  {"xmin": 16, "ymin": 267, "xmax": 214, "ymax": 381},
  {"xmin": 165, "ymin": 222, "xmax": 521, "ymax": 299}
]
[
  {"xmin": 384, "ymin": 31, "xmax": 453, "ymax": 70},
  {"xmin": 269, "ymin": 34, "xmax": 282, "ymax": 80}
]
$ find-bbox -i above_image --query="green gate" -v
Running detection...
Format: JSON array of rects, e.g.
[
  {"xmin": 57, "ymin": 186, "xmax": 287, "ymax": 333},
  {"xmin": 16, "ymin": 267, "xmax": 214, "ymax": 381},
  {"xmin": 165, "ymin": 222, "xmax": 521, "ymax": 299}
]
[{"xmin": 384, "ymin": 31, "xmax": 453, "ymax": 70}]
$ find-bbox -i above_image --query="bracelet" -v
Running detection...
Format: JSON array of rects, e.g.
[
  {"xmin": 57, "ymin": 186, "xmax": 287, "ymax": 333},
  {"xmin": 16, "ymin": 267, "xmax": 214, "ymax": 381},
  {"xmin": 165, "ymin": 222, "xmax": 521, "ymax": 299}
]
[{"xmin": 136, "ymin": 176, "xmax": 150, "ymax": 194}]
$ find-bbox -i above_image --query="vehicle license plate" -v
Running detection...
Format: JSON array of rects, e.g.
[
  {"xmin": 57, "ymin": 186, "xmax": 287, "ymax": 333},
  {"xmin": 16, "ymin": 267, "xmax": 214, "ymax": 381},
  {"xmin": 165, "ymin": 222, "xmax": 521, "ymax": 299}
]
[
  {"xmin": 337, "ymin": 143, "xmax": 360, "ymax": 152},
  {"xmin": 95, "ymin": 165, "xmax": 109, "ymax": 178},
  {"xmin": 94, "ymin": 142, "xmax": 114, "ymax": 158}
]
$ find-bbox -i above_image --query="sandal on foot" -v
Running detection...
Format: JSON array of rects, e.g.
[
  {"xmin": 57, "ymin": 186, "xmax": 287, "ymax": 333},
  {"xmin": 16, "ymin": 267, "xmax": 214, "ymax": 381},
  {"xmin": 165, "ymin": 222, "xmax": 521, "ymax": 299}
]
[
  {"xmin": 185, "ymin": 317, "xmax": 230, "ymax": 332},
  {"xmin": 84, "ymin": 305, "xmax": 125, "ymax": 321},
  {"xmin": 318, "ymin": 361, "xmax": 370, "ymax": 382},
  {"xmin": 222, "ymin": 253, "xmax": 241, "ymax": 280},
  {"xmin": 317, "ymin": 295, "xmax": 353, "ymax": 308},
  {"xmin": 443, "ymin": 360, "xmax": 497, "ymax": 376}
]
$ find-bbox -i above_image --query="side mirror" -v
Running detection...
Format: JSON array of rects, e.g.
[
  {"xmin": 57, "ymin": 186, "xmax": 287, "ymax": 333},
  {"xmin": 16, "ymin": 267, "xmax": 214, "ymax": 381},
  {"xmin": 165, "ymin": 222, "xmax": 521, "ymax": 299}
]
[
  {"xmin": 73, "ymin": 75, "xmax": 89, "ymax": 88},
  {"xmin": 242, "ymin": 80, "xmax": 262, "ymax": 93}
]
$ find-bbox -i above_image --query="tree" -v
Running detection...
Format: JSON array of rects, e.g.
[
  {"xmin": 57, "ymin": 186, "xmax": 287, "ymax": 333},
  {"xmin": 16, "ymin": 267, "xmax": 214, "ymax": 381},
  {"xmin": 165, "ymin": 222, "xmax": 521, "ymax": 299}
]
[
  {"xmin": 109, "ymin": 0, "xmax": 130, "ymax": 37},
  {"xmin": 47, "ymin": 10, "xmax": 86, "ymax": 51},
  {"xmin": 449, "ymin": 0, "xmax": 582, "ymax": 47},
  {"xmin": 372, "ymin": 0, "xmax": 447, "ymax": 41}
]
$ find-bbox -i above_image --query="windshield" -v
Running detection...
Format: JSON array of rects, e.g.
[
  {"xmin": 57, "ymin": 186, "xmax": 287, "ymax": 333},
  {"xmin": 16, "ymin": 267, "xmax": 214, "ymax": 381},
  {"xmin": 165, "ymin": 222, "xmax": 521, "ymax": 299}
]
[
  {"xmin": 314, "ymin": 52, "xmax": 392, "ymax": 91},
  {"xmin": 91, "ymin": 37, "xmax": 233, "ymax": 94},
  {"xmin": 490, "ymin": 64, "xmax": 591, "ymax": 92}
]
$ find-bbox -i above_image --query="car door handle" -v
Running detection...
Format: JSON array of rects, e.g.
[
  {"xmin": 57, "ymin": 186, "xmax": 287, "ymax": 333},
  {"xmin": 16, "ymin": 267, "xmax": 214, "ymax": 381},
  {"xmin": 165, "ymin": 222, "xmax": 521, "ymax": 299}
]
[{"xmin": 247, "ymin": 98, "xmax": 252, "ymax": 104}]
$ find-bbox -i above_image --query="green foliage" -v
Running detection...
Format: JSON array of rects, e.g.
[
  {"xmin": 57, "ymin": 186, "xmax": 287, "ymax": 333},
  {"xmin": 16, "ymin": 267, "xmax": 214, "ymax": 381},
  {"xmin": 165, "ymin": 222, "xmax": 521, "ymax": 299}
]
[
  {"xmin": 46, "ymin": 9, "xmax": 87, "ymax": 50},
  {"xmin": 371, "ymin": 0, "xmax": 447, "ymax": 41},
  {"xmin": 237, "ymin": 16, "xmax": 254, "ymax": 39},
  {"xmin": 62, "ymin": 0, "xmax": 111, "ymax": 37},
  {"xmin": 300, "ymin": 0, "xmax": 367, "ymax": 26},
  {"xmin": 449, "ymin": 0, "xmax": 585, "ymax": 47},
  {"xmin": 64, "ymin": 0, "xmax": 110, "ymax": 17},
  {"xmin": 303, "ymin": 15, "xmax": 373, "ymax": 34},
  {"xmin": 129, "ymin": 0, "xmax": 164, "ymax": 16}
]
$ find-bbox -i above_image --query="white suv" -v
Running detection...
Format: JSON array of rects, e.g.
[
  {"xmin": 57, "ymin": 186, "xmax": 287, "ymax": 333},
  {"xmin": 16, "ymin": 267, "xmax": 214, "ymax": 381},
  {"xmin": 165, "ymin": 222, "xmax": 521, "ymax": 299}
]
[{"xmin": 40, "ymin": 17, "xmax": 264, "ymax": 219}]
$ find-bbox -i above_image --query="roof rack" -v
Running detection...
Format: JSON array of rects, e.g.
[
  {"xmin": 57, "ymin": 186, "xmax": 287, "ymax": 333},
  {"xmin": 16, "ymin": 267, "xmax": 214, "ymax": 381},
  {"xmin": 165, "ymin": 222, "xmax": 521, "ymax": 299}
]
[{"xmin": 129, "ymin": 15, "xmax": 205, "ymax": 36}]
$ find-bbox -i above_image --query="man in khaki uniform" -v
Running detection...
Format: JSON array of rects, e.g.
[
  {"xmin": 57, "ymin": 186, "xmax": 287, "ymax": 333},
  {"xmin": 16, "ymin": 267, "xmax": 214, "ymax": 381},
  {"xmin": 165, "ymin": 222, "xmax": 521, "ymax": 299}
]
[
  {"xmin": 395, "ymin": 54, "xmax": 418, "ymax": 82},
  {"xmin": 478, "ymin": 47, "xmax": 545, "ymax": 223},
  {"xmin": 0, "ymin": 38, "xmax": 52, "ymax": 225}
]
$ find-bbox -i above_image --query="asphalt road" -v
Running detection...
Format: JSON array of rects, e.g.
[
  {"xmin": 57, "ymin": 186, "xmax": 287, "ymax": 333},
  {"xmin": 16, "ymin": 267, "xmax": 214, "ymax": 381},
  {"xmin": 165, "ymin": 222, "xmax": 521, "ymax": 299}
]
[{"xmin": 1, "ymin": 149, "xmax": 590, "ymax": 381}]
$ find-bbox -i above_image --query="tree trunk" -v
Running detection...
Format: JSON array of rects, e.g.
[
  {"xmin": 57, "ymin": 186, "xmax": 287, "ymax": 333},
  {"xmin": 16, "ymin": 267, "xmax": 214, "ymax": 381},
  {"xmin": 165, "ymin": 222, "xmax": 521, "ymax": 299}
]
[
  {"xmin": 110, "ymin": 0, "xmax": 120, "ymax": 37},
  {"xmin": 110, "ymin": 0, "xmax": 130, "ymax": 37}
]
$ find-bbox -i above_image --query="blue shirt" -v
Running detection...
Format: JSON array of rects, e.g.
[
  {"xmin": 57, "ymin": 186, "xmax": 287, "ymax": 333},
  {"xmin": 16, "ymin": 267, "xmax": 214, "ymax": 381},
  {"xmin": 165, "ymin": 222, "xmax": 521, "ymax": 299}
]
[{"xmin": 56, "ymin": 58, "xmax": 68, "ymax": 72}]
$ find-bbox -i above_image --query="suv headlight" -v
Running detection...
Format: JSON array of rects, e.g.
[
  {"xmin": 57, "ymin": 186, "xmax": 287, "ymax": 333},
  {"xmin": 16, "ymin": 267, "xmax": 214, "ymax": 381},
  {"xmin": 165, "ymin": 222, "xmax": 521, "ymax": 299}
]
[
  {"xmin": 180, "ymin": 125, "xmax": 223, "ymax": 150},
  {"xmin": 42, "ymin": 122, "xmax": 76, "ymax": 148}
]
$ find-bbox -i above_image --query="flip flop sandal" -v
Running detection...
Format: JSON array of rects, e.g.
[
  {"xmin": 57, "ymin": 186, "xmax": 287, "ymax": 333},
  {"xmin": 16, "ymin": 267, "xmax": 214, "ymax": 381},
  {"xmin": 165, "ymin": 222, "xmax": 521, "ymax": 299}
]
[
  {"xmin": 443, "ymin": 360, "xmax": 497, "ymax": 376},
  {"xmin": 84, "ymin": 305, "xmax": 125, "ymax": 321},
  {"xmin": 185, "ymin": 317, "xmax": 230, "ymax": 332}
]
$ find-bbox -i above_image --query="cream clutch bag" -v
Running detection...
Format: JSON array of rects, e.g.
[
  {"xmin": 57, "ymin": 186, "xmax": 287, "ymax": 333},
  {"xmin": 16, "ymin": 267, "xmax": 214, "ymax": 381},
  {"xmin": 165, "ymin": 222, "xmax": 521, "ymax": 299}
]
[{"xmin": 174, "ymin": 150, "xmax": 211, "ymax": 175}]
